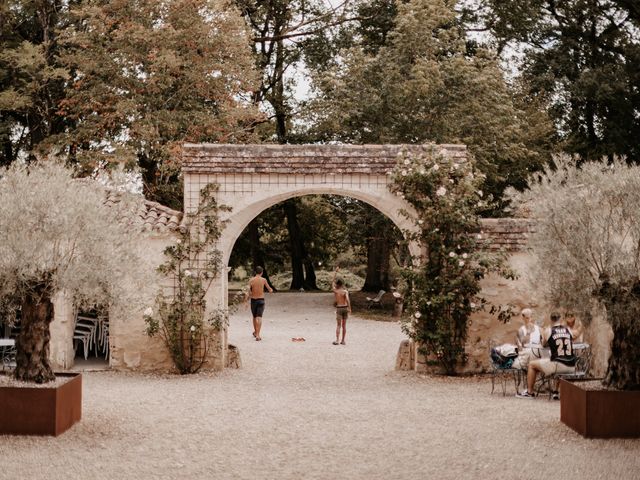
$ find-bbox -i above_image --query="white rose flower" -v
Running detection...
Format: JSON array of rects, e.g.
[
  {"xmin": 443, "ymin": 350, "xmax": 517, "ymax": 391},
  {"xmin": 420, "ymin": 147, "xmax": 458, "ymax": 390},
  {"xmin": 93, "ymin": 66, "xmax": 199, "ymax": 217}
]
[
  {"xmin": 401, "ymin": 170, "xmax": 408, "ymax": 176},
  {"xmin": 477, "ymin": 234, "xmax": 482, "ymax": 239},
  {"xmin": 419, "ymin": 168, "xmax": 426, "ymax": 175},
  {"xmin": 452, "ymin": 163, "xmax": 459, "ymax": 170},
  {"xmin": 459, "ymin": 260, "xmax": 465, "ymax": 267},
  {"xmin": 403, "ymin": 158, "xmax": 411, "ymax": 165},
  {"xmin": 414, "ymin": 312, "xmax": 422, "ymax": 319},
  {"xmin": 190, "ymin": 325, "xmax": 196, "ymax": 332},
  {"xmin": 470, "ymin": 302, "xmax": 476, "ymax": 308},
  {"xmin": 449, "ymin": 252, "xmax": 456, "ymax": 258},
  {"xmin": 432, "ymin": 164, "xmax": 440, "ymax": 171},
  {"xmin": 418, "ymin": 219, "xmax": 424, "ymax": 225},
  {"xmin": 143, "ymin": 307, "xmax": 153, "ymax": 317},
  {"xmin": 426, "ymin": 301, "xmax": 432, "ymax": 306},
  {"xmin": 176, "ymin": 239, "xmax": 182, "ymax": 245},
  {"xmin": 462, "ymin": 253, "xmax": 468, "ymax": 259},
  {"xmin": 184, "ymin": 270, "xmax": 192, "ymax": 277},
  {"xmin": 478, "ymin": 190, "xmax": 484, "ymax": 197},
  {"xmin": 449, "ymin": 179, "xmax": 454, "ymax": 184},
  {"xmin": 436, "ymin": 186, "xmax": 447, "ymax": 196}
]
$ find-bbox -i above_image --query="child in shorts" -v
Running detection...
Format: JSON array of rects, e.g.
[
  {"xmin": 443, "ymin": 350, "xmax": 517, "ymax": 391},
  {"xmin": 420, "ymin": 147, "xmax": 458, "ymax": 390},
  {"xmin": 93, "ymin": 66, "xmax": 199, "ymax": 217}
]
[{"xmin": 332, "ymin": 267, "xmax": 351, "ymax": 345}]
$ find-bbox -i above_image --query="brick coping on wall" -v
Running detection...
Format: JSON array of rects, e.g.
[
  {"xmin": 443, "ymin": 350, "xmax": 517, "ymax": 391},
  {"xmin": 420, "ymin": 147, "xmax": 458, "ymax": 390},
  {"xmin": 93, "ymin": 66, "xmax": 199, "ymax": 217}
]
[{"xmin": 182, "ymin": 143, "xmax": 468, "ymax": 175}]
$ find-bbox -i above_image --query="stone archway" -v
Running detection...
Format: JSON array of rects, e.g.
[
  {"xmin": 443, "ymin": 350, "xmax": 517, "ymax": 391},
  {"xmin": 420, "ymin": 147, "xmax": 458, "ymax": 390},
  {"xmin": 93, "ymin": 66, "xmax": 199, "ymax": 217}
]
[{"xmin": 182, "ymin": 143, "xmax": 468, "ymax": 367}]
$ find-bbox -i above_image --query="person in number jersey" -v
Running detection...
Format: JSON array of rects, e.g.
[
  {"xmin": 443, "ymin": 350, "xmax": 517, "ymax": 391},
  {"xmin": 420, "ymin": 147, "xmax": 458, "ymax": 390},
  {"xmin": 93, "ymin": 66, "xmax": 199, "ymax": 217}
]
[
  {"xmin": 517, "ymin": 312, "xmax": 576, "ymax": 399},
  {"xmin": 245, "ymin": 266, "xmax": 273, "ymax": 341}
]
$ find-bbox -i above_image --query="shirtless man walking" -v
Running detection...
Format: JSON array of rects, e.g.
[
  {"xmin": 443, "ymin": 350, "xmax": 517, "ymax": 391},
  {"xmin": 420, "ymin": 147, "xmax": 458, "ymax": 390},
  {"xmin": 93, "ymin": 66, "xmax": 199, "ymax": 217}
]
[{"xmin": 246, "ymin": 266, "xmax": 273, "ymax": 341}]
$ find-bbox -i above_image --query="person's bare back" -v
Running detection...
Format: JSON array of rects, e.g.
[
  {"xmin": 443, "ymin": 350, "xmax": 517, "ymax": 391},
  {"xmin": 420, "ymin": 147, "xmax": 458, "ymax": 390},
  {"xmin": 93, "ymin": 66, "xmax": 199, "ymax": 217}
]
[
  {"xmin": 249, "ymin": 276, "xmax": 269, "ymax": 299},
  {"xmin": 332, "ymin": 267, "xmax": 351, "ymax": 345}
]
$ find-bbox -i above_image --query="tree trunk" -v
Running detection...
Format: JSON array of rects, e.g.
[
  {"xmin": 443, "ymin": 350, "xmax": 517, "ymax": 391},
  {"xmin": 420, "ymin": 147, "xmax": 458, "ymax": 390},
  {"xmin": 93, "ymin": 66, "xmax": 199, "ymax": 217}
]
[
  {"xmin": 362, "ymin": 235, "xmax": 391, "ymax": 292},
  {"xmin": 14, "ymin": 287, "xmax": 55, "ymax": 383},
  {"xmin": 284, "ymin": 199, "xmax": 305, "ymax": 290},
  {"xmin": 604, "ymin": 313, "xmax": 640, "ymax": 390},
  {"xmin": 248, "ymin": 219, "xmax": 276, "ymax": 291},
  {"xmin": 599, "ymin": 279, "xmax": 640, "ymax": 390},
  {"xmin": 303, "ymin": 259, "xmax": 318, "ymax": 290}
]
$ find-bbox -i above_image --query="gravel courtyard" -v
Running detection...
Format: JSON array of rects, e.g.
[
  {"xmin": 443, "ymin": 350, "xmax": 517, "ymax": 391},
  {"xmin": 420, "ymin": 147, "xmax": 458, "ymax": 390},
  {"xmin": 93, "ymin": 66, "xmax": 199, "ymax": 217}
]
[{"xmin": 1, "ymin": 292, "xmax": 638, "ymax": 480}]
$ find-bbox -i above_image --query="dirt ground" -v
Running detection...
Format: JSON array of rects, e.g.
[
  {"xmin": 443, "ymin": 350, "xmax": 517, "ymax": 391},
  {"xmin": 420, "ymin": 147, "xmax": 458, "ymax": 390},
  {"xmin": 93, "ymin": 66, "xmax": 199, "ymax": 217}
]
[{"xmin": 1, "ymin": 292, "xmax": 638, "ymax": 480}]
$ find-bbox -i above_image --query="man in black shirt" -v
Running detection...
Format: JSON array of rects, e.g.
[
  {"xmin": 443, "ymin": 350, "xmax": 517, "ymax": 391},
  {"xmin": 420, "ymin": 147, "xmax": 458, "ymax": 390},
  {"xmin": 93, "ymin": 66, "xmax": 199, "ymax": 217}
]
[{"xmin": 516, "ymin": 312, "xmax": 576, "ymax": 399}]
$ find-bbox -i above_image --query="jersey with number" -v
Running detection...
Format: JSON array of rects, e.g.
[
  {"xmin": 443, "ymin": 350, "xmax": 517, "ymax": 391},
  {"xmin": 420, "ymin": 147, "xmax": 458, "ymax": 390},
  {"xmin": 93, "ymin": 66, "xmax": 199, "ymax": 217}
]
[{"xmin": 548, "ymin": 325, "xmax": 576, "ymax": 366}]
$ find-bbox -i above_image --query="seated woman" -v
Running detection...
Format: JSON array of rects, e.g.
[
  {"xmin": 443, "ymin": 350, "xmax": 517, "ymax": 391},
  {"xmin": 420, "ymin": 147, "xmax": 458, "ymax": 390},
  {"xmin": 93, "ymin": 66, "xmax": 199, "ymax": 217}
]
[
  {"xmin": 512, "ymin": 308, "xmax": 545, "ymax": 370},
  {"xmin": 564, "ymin": 312, "xmax": 584, "ymax": 343}
]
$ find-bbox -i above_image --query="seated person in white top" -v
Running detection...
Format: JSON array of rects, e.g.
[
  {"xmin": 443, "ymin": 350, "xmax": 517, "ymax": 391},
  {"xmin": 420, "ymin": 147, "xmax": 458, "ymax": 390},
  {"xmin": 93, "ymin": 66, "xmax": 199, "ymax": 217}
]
[
  {"xmin": 511, "ymin": 308, "xmax": 544, "ymax": 370},
  {"xmin": 563, "ymin": 312, "xmax": 584, "ymax": 343},
  {"xmin": 517, "ymin": 312, "xmax": 576, "ymax": 399}
]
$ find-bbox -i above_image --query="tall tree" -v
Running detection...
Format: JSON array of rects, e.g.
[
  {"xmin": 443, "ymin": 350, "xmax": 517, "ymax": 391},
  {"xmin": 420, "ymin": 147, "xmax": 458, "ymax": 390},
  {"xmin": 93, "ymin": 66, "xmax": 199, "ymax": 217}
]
[
  {"xmin": 0, "ymin": 0, "xmax": 70, "ymax": 166},
  {"xmin": 477, "ymin": 0, "xmax": 640, "ymax": 162},
  {"xmin": 53, "ymin": 0, "xmax": 261, "ymax": 208},
  {"xmin": 236, "ymin": 1, "xmax": 359, "ymax": 289},
  {"xmin": 304, "ymin": 0, "xmax": 554, "ymax": 205}
]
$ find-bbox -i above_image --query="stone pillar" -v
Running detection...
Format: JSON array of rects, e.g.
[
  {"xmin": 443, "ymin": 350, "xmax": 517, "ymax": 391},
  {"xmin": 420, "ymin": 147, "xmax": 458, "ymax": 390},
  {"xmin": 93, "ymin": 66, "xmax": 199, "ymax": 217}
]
[
  {"xmin": 49, "ymin": 291, "xmax": 76, "ymax": 370},
  {"xmin": 395, "ymin": 339, "xmax": 416, "ymax": 371}
]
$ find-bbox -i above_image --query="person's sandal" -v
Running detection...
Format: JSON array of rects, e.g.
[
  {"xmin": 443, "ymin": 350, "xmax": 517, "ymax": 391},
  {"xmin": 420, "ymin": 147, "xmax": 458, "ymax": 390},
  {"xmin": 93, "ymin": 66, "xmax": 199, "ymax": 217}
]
[
  {"xmin": 332, "ymin": 341, "xmax": 339, "ymax": 345},
  {"xmin": 340, "ymin": 341, "xmax": 346, "ymax": 345},
  {"xmin": 255, "ymin": 336, "xmax": 262, "ymax": 341}
]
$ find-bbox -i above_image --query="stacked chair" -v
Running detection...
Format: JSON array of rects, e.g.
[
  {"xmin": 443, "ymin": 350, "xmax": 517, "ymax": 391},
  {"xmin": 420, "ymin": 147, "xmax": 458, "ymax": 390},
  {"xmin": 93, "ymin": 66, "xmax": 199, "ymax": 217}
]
[{"xmin": 74, "ymin": 313, "xmax": 109, "ymax": 361}]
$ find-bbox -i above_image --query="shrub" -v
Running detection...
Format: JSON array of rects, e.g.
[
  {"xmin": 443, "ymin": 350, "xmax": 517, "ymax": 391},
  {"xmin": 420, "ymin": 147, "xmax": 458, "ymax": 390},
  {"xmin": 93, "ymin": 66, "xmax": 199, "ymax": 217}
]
[
  {"xmin": 391, "ymin": 147, "xmax": 509, "ymax": 374},
  {"xmin": 145, "ymin": 184, "xmax": 229, "ymax": 374}
]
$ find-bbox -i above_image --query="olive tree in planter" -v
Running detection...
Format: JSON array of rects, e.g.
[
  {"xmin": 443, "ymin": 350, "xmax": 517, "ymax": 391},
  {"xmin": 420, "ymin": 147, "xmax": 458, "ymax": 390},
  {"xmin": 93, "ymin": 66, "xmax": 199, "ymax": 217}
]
[
  {"xmin": 0, "ymin": 161, "xmax": 152, "ymax": 384},
  {"xmin": 510, "ymin": 156, "xmax": 640, "ymax": 437}
]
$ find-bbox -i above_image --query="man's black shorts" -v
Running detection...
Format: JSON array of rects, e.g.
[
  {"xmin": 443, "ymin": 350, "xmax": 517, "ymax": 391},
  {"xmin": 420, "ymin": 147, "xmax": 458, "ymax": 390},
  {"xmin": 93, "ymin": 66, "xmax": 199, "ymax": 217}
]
[{"xmin": 251, "ymin": 298, "xmax": 266, "ymax": 317}]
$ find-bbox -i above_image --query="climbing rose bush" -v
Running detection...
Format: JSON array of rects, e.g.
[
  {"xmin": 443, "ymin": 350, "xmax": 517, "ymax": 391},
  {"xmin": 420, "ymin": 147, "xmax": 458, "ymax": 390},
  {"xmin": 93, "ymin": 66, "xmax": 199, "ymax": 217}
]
[
  {"xmin": 390, "ymin": 147, "xmax": 509, "ymax": 374},
  {"xmin": 145, "ymin": 184, "xmax": 229, "ymax": 374}
]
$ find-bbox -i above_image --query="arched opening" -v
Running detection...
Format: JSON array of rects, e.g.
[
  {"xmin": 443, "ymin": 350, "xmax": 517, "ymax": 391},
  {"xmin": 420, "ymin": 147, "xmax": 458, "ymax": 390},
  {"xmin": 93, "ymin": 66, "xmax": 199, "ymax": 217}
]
[{"xmin": 224, "ymin": 192, "xmax": 415, "ymax": 358}]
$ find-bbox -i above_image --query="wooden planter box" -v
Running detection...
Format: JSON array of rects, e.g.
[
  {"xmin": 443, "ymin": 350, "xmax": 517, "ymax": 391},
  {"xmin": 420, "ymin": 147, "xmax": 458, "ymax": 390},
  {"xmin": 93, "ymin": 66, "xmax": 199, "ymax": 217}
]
[
  {"xmin": 0, "ymin": 372, "xmax": 82, "ymax": 436},
  {"xmin": 560, "ymin": 378, "xmax": 640, "ymax": 438}
]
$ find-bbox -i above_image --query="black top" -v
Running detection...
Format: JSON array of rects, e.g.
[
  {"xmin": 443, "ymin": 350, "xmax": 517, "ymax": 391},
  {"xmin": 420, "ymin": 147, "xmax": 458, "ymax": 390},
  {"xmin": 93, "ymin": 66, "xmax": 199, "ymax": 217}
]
[{"xmin": 548, "ymin": 325, "xmax": 576, "ymax": 366}]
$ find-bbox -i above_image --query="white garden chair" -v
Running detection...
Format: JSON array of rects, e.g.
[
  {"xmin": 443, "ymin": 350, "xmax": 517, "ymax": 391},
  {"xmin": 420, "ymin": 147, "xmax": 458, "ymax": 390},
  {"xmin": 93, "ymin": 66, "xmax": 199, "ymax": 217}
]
[{"xmin": 366, "ymin": 290, "xmax": 385, "ymax": 309}]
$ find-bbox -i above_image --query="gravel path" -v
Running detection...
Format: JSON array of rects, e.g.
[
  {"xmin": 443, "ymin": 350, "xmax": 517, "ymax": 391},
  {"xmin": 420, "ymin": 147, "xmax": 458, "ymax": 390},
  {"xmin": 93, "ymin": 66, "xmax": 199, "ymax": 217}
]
[{"xmin": 1, "ymin": 293, "xmax": 638, "ymax": 480}]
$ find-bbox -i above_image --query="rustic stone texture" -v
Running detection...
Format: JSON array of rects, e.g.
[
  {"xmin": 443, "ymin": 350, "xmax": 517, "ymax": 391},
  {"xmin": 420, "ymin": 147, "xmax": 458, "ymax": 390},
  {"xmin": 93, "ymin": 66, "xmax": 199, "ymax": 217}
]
[
  {"xmin": 395, "ymin": 339, "xmax": 415, "ymax": 371},
  {"xmin": 225, "ymin": 344, "xmax": 242, "ymax": 369},
  {"xmin": 478, "ymin": 218, "xmax": 535, "ymax": 252},
  {"xmin": 182, "ymin": 143, "xmax": 467, "ymax": 175}
]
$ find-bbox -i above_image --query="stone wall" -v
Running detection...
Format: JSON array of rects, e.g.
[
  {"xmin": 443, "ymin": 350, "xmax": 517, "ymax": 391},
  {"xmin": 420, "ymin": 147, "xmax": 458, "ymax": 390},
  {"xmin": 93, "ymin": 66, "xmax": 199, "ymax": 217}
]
[{"xmin": 411, "ymin": 251, "xmax": 613, "ymax": 377}]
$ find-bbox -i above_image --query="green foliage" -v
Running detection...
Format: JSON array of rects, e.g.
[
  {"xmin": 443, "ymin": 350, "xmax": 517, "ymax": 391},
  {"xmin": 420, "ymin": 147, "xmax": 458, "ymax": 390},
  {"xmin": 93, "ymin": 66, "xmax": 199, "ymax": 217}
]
[
  {"xmin": 509, "ymin": 155, "xmax": 640, "ymax": 389},
  {"xmin": 269, "ymin": 269, "xmax": 365, "ymax": 291},
  {"xmin": 303, "ymin": 0, "xmax": 554, "ymax": 209},
  {"xmin": 391, "ymin": 147, "xmax": 507, "ymax": 374},
  {"xmin": 51, "ymin": 0, "xmax": 260, "ymax": 205},
  {"xmin": 0, "ymin": 0, "xmax": 70, "ymax": 165},
  {"xmin": 145, "ymin": 183, "xmax": 230, "ymax": 374},
  {"xmin": 479, "ymin": 0, "xmax": 640, "ymax": 163}
]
